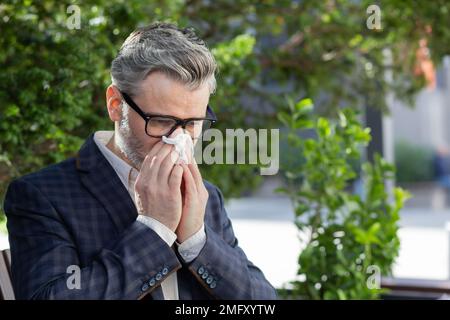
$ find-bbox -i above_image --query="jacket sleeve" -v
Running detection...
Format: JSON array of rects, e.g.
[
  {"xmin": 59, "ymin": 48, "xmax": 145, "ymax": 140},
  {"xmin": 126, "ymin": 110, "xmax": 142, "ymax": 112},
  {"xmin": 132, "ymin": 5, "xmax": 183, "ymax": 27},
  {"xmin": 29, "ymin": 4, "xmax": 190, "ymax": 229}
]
[
  {"xmin": 186, "ymin": 185, "xmax": 278, "ymax": 300},
  {"xmin": 3, "ymin": 178, "xmax": 181, "ymax": 300}
]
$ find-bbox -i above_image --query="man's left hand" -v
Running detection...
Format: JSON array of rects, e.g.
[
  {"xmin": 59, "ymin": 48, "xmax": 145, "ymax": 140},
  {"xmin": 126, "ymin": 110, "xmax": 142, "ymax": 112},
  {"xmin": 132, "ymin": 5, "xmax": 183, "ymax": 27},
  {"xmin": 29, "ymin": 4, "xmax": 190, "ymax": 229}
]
[{"xmin": 176, "ymin": 160, "xmax": 209, "ymax": 243}]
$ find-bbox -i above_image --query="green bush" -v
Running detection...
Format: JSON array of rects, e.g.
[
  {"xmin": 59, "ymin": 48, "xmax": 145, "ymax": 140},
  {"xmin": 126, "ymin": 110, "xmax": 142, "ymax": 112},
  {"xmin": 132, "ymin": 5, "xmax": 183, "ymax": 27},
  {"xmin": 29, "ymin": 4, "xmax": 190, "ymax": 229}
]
[
  {"xmin": 0, "ymin": 1, "xmax": 263, "ymax": 224},
  {"xmin": 395, "ymin": 141, "xmax": 434, "ymax": 183},
  {"xmin": 277, "ymin": 99, "xmax": 410, "ymax": 299},
  {"xmin": 0, "ymin": 219, "xmax": 6, "ymax": 234},
  {"xmin": 2, "ymin": 0, "xmax": 449, "ymax": 226}
]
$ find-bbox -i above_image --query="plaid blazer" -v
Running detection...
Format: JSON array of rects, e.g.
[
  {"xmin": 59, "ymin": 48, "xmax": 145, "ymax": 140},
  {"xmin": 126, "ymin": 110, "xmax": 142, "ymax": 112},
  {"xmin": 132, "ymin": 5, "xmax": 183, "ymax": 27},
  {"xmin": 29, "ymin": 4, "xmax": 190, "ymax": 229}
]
[{"xmin": 3, "ymin": 133, "xmax": 277, "ymax": 300}]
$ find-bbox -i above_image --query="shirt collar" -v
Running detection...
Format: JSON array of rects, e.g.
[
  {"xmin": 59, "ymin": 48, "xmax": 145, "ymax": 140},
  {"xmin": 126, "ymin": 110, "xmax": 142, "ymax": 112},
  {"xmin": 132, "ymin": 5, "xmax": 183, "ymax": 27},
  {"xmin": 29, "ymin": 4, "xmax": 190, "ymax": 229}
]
[{"xmin": 93, "ymin": 131, "xmax": 138, "ymax": 194}]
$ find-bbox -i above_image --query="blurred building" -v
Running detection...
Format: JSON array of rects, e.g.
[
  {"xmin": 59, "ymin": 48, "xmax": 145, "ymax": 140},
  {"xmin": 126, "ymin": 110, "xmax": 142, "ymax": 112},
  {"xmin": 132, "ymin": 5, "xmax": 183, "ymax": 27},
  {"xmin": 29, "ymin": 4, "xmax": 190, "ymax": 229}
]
[{"xmin": 392, "ymin": 56, "xmax": 450, "ymax": 149}]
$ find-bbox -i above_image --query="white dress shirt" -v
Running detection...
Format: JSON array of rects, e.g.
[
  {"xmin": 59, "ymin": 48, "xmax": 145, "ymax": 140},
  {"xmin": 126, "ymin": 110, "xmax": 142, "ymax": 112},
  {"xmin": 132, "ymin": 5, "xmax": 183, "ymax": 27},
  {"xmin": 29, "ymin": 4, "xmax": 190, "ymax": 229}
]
[{"xmin": 93, "ymin": 131, "xmax": 206, "ymax": 300}]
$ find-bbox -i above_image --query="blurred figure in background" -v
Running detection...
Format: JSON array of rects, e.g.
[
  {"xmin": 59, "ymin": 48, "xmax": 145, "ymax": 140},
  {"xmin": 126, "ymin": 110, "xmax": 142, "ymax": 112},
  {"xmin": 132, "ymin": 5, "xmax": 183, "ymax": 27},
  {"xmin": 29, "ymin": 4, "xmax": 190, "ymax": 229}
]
[{"xmin": 433, "ymin": 145, "xmax": 450, "ymax": 193}]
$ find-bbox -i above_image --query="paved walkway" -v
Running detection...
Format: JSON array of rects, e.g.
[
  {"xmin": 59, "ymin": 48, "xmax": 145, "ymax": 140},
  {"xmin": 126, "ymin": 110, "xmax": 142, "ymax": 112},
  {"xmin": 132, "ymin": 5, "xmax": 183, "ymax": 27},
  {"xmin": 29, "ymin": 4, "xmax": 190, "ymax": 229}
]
[
  {"xmin": 1, "ymin": 197, "xmax": 449, "ymax": 289},
  {"xmin": 225, "ymin": 197, "xmax": 450, "ymax": 288}
]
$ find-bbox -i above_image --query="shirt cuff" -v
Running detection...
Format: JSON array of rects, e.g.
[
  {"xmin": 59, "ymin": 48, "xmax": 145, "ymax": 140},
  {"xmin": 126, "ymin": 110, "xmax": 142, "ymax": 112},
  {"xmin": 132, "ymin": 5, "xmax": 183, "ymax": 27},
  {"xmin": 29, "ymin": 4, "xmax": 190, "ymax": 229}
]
[
  {"xmin": 136, "ymin": 215, "xmax": 177, "ymax": 247},
  {"xmin": 176, "ymin": 224, "xmax": 206, "ymax": 263}
]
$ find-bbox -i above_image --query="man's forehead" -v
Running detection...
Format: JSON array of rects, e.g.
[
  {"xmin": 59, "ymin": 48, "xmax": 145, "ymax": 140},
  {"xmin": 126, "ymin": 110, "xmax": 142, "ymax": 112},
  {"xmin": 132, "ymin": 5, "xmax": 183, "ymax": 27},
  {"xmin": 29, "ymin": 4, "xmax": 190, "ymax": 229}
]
[{"xmin": 134, "ymin": 73, "xmax": 210, "ymax": 117}]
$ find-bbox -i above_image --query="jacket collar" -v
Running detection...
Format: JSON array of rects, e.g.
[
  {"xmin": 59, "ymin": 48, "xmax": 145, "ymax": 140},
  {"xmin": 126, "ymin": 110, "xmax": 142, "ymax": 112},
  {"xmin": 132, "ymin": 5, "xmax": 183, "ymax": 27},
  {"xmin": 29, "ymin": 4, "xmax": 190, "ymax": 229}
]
[{"xmin": 76, "ymin": 133, "xmax": 138, "ymax": 233}]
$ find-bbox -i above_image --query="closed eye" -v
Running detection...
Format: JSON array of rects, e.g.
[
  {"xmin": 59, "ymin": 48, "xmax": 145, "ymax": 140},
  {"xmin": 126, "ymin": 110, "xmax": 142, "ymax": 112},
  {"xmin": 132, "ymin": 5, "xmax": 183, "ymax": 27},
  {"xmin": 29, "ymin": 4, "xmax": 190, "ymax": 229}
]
[{"xmin": 153, "ymin": 118, "xmax": 175, "ymax": 125}]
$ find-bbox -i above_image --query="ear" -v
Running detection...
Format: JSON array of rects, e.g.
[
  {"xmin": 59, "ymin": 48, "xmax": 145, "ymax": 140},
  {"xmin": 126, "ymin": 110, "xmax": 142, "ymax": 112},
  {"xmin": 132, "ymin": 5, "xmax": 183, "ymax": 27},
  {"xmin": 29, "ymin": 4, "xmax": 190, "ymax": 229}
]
[{"xmin": 106, "ymin": 85, "xmax": 123, "ymax": 122}]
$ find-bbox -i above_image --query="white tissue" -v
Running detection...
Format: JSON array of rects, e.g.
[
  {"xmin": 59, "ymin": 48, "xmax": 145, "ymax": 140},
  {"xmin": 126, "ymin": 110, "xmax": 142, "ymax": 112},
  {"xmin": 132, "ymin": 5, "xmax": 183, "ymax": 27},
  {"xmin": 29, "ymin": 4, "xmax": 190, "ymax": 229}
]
[{"xmin": 162, "ymin": 133, "xmax": 194, "ymax": 164}]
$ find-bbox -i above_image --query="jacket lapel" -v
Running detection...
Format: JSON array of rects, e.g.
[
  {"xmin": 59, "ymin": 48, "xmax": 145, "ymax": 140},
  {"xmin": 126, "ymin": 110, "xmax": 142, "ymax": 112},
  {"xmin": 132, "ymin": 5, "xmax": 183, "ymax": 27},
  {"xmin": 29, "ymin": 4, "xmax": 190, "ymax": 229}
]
[
  {"xmin": 75, "ymin": 133, "xmax": 172, "ymax": 301},
  {"xmin": 76, "ymin": 133, "xmax": 138, "ymax": 234}
]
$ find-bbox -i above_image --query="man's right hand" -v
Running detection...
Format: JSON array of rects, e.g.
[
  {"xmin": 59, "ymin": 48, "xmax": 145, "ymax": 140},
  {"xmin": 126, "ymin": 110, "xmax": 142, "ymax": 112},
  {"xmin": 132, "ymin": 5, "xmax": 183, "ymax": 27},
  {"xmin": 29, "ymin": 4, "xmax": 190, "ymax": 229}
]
[{"xmin": 134, "ymin": 140, "xmax": 184, "ymax": 232}]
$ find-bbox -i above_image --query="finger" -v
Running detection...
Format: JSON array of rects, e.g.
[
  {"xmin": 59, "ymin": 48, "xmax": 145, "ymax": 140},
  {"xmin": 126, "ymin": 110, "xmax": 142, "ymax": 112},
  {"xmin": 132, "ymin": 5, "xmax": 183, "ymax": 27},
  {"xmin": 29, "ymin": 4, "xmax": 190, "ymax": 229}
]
[
  {"xmin": 168, "ymin": 164, "xmax": 183, "ymax": 190},
  {"xmin": 148, "ymin": 144, "xmax": 175, "ymax": 180},
  {"xmin": 142, "ymin": 144, "xmax": 174, "ymax": 181},
  {"xmin": 148, "ymin": 140, "xmax": 165, "ymax": 158},
  {"xmin": 181, "ymin": 163, "xmax": 197, "ymax": 195},
  {"xmin": 136, "ymin": 153, "xmax": 158, "ymax": 184},
  {"xmin": 185, "ymin": 137, "xmax": 194, "ymax": 164},
  {"xmin": 139, "ymin": 140, "xmax": 165, "ymax": 174},
  {"xmin": 158, "ymin": 149, "xmax": 180, "ymax": 184},
  {"xmin": 134, "ymin": 154, "xmax": 158, "ymax": 198},
  {"xmin": 188, "ymin": 160, "xmax": 204, "ymax": 191}
]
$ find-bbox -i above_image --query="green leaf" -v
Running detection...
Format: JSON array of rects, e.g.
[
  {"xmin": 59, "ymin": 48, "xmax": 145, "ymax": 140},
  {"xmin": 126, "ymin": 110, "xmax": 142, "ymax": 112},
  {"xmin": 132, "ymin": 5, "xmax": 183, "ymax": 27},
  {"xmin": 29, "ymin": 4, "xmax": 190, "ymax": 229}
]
[
  {"xmin": 317, "ymin": 117, "xmax": 331, "ymax": 137},
  {"xmin": 277, "ymin": 111, "xmax": 292, "ymax": 127},
  {"xmin": 295, "ymin": 98, "xmax": 314, "ymax": 113}
]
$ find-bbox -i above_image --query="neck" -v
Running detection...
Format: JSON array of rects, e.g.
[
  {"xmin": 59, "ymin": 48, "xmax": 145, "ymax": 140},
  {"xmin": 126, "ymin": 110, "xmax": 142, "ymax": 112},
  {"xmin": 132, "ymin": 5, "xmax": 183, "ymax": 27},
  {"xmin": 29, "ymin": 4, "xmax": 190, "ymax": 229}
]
[{"xmin": 106, "ymin": 133, "xmax": 138, "ymax": 170}]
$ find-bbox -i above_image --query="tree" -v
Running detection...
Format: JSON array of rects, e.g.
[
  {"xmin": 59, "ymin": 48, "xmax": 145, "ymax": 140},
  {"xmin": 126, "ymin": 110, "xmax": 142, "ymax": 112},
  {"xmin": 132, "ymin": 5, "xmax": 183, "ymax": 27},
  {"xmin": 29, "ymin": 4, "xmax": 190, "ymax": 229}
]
[
  {"xmin": 277, "ymin": 99, "xmax": 410, "ymax": 299},
  {"xmin": 1, "ymin": 1, "xmax": 449, "ymax": 223},
  {"xmin": 0, "ymin": 0, "xmax": 261, "ymax": 220}
]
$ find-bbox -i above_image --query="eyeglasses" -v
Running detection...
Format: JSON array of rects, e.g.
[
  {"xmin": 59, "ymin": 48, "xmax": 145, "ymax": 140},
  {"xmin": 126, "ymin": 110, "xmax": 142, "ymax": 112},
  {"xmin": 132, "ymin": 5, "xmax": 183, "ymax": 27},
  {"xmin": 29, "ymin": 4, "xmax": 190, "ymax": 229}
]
[{"xmin": 120, "ymin": 90, "xmax": 217, "ymax": 138}]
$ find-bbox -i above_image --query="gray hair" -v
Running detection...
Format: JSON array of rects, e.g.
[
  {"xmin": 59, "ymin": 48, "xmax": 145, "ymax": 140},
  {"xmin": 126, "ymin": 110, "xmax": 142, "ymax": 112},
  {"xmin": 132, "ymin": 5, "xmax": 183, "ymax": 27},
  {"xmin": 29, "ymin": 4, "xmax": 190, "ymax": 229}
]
[{"xmin": 111, "ymin": 22, "xmax": 217, "ymax": 97}]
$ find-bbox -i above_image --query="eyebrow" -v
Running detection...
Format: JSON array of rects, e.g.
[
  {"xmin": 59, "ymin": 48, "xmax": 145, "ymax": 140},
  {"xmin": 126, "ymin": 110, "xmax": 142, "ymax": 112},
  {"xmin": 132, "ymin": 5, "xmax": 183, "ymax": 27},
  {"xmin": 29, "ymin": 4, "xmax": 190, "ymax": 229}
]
[
  {"xmin": 133, "ymin": 102, "xmax": 207, "ymax": 119},
  {"xmin": 120, "ymin": 90, "xmax": 214, "ymax": 120},
  {"xmin": 141, "ymin": 111, "xmax": 209, "ymax": 119}
]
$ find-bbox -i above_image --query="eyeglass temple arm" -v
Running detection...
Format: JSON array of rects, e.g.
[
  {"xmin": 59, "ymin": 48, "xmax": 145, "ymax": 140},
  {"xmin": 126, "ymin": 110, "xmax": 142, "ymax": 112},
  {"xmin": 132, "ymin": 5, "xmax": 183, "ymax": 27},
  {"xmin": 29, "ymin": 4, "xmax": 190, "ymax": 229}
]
[{"xmin": 120, "ymin": 91, "xmax": 152, "ymax": 120}]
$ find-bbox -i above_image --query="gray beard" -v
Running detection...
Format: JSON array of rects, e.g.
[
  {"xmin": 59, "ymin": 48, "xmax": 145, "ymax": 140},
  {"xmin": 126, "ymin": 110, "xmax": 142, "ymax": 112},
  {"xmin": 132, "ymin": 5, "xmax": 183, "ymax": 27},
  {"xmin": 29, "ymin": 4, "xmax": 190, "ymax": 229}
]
[{"xmin": 116, "ymin": 111, "xmax": 146, "ymax": 170}]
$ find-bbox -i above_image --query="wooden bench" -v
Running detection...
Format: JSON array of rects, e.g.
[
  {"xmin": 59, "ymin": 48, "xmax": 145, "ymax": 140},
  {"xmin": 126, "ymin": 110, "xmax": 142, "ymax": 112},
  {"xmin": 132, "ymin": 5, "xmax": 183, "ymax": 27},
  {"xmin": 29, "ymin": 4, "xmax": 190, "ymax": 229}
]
[
  {"xmin": 381, "ymin": 277, "xmax": 450, "ymax": 299},
  {"xmin": 0, "ymin": 249, "xmax": 15, "ymax": 300}
]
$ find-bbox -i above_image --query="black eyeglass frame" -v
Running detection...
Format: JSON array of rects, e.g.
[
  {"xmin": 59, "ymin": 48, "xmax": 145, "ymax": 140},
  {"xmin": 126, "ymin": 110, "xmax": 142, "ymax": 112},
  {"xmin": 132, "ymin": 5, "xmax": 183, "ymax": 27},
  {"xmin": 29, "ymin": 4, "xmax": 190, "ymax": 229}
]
[{"xmin": 120, "ymin": 90, "xmax": 217, "ymax": 138}]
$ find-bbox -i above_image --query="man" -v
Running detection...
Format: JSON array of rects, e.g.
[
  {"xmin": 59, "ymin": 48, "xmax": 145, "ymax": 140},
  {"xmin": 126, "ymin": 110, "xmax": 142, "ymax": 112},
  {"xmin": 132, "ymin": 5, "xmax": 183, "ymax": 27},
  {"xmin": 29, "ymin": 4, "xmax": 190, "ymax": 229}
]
[{"xmin": 3, "ymin": 22, "xmax": 277, "ymax": 300}]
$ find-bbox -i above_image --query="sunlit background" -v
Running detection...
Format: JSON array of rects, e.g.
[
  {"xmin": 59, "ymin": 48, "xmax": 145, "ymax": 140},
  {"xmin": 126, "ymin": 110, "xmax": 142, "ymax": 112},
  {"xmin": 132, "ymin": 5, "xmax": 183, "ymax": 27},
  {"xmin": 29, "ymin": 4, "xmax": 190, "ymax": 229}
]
[{"xmin": 1, "ymin": 0, "xmax": 450, "ymax": 299}]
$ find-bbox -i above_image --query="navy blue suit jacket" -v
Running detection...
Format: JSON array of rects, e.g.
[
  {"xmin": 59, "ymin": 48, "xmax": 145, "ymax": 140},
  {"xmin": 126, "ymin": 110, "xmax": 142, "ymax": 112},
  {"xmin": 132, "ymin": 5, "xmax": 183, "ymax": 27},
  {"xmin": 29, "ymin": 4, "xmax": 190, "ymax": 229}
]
[{"xmin": 3, "ymin": 133, "xmax": 277, "ymax": 300}]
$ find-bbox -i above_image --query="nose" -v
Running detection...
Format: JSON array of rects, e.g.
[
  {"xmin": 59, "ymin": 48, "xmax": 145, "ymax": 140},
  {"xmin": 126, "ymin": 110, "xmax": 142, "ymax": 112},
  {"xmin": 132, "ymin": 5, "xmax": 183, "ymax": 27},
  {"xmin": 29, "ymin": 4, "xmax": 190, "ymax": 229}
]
[{"xmin": 169, "ymin": 127, "xmax": 186, "ymax": 138}]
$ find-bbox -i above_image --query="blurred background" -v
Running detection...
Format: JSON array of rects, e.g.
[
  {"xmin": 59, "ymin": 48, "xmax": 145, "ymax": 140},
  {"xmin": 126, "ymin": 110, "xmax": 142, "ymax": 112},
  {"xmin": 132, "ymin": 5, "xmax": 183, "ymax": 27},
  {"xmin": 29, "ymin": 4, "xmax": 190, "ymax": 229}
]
[{"xmin": 1, "ymin": 0, "xmax": 450, "ymax": 299}]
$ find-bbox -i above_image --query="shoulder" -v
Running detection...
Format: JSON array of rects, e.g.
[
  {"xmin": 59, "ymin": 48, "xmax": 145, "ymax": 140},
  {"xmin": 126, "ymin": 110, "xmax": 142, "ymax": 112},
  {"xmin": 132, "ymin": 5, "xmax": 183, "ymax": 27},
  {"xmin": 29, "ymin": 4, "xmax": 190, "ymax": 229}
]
[
  {"xmin": 6, "ymin": 157, "xmax": 78, "ymax": 197},
  {"xmin": 202, "ymin": 179, "xmax": 230, "ymax": 227},
  {"xmin": 203, "ymin": 179, "xmax": 224, "ymax": 204}
]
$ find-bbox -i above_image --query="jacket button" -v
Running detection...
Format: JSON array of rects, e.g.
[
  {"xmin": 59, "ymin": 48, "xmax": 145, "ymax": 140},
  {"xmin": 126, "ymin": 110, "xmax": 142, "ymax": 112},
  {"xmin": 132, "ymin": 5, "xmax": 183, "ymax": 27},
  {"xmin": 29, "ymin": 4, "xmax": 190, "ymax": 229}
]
[
  {"xmin": 197, "ymin": 266, "xmax": 205, "ymax": 275},
  {"xmin": 149, "ymin": 278, "xmax": 156, "ymax": 286},
  {"xmin": 206, "ymin": 275, "xmax": 214, "ymax": 284},
  {"xmin": 155, "ymin": 272, "xmax": 162, "ymax": 281},
  {"xmin": 141, "ymin": 283, "xmax": 149, "ymax": 291},
  {"xmin": 210, "ymin": 281, "xmax": 217, "ymax": 289},
  {"xmin": 201, "ymin": 271, "xmax": 209, "ymax": 280},
  {"xmin": 162, "ymin": 267, "xmax": 169, "ymax": 275}
]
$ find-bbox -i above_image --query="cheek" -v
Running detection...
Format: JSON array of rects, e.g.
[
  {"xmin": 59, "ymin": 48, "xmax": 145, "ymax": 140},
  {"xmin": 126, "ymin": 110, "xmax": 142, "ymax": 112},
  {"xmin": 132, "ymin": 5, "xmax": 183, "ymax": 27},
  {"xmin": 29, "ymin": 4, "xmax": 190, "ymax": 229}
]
[
  {"xmin": 127, "ymin": 113, "xmax": 143, "ymax": 134},
  {"xmin": 145, "ymin": 138, "xmax": 160, "ymax": 154},
  {"xmin": 125, "ymin": 114, "xmax": 159, "ymax": 154},
  {"xmin": 134, "ymin": 135, "xmax": 160, "ymax": 158},
  {"xmin": 127, "ymin": 114, "xmax": 149, "ymax": 142}
]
